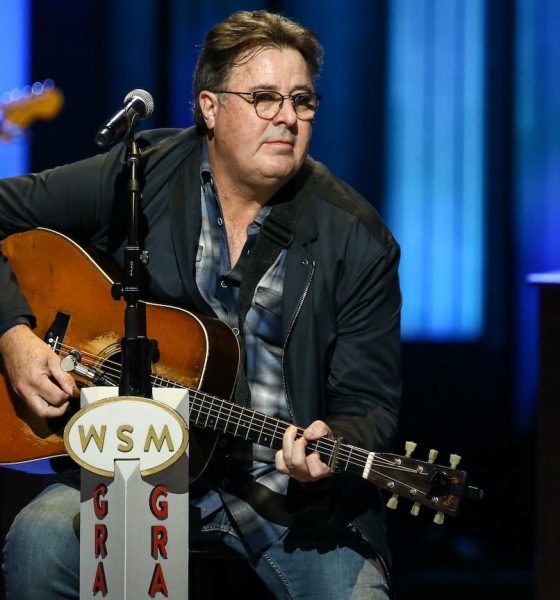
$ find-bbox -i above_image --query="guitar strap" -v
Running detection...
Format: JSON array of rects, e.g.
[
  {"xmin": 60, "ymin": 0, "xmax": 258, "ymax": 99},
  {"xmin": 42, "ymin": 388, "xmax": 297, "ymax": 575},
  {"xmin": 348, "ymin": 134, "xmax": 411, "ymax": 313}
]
[{"xmin": 233, "ymin": 166, "xmax": 312, "ymax": 407}]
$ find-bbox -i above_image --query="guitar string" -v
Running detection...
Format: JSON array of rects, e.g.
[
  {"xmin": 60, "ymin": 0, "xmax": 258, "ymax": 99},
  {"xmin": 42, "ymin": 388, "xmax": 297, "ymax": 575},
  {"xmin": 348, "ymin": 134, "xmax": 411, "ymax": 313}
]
[
  {"xmin": 190, "ymin": 395, "xmax": 422, "ymax": 475},
  {"xmin": 53, "ymin": 345, "xmax": 451, "ymax": 506},
  {"xmin": 193, "ymin": 395, "xmax": 439, "ymax": 505},
  {"xmin": 53, "ymin": 341, "xmax": 434, "ymax": 478},
  {"xmin": 53, "ymin": 341, "xmax": 440, "ymax": 481},
  {"xmin": 188, "ymin": 395, "xmax": 448, "ymax": 506}
]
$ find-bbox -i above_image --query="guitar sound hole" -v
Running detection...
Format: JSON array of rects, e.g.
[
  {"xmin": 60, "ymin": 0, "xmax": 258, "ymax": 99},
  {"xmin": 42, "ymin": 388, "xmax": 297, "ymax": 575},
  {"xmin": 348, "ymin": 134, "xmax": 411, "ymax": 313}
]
[{"xmin": 98, "ymin": 349, "xmax": 159, "ymax": 391}]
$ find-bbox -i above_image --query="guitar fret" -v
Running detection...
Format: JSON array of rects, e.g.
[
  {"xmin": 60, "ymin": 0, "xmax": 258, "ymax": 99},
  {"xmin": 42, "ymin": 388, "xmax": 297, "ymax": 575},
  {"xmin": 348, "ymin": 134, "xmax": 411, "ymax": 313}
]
[
  {"xmin": 245, "ymin": 411, "xmax": 254, "ymax": 440},
  {"xmin": 326, "ymin": 438, "xmax": 341, "ymax": 471},
  {"xmin": 268, "ymin": 417, "xmax": 280, "ymax": 446},
  {"xmin": 233, "ymin": 406, "xmax": 243, "ymax": 437},
  {"xmin": 266, "ymin": 418, "xmax": 277, "ymax": 446},
  {"xmin": 345, "ymin": 446, "xmax": 353, "ymax": 471},
  {"xmin": 213, "ymin": 398, "xmax": 223, "ymax": 431},
  {"xmin": 192, "ymin": 394, "xmax": 203, "ymax": 425},
  {"xmin": 203, "ymin": 396, "xmax": 214, "ymax": 428},
  {"xmin": 256, "ymin": 415, "xmax": 266, "ymax": 444},
  {"xmin": 243, "ymin": 409, "xmax": 251, "ymax": 437},
  {"xmin": 222, "ymin": 404, "xmax": 233, "ymax": 434},
  {"xmin": 213, "ymin": 399, "xmax": 220, "ymax": 428}
]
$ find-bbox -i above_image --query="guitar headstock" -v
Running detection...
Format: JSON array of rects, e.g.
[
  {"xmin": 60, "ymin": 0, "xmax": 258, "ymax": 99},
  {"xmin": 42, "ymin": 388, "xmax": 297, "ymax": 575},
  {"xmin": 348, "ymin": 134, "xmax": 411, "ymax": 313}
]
[
  {"xmin": 1, "ymin": 80, "xmax": 64, "ymax": 139},
  {"xmin": 369, "ymin": 442, "xmax": 483, "ymax": 524}
]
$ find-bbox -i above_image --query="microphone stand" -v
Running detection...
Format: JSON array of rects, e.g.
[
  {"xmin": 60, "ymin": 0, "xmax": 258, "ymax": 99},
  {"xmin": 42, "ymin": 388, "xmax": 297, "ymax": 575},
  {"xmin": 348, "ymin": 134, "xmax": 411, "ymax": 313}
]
[{"xmin": 111, "ymin": 131, "xmax": 157, "ymax": 398}]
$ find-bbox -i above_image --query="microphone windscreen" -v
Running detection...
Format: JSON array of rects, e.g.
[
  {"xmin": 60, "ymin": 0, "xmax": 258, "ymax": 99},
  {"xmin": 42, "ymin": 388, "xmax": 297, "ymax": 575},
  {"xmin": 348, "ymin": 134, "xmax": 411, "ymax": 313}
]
[{"xmin": 124, "ymin": 89, "xmax": 154, "ymax": 118}]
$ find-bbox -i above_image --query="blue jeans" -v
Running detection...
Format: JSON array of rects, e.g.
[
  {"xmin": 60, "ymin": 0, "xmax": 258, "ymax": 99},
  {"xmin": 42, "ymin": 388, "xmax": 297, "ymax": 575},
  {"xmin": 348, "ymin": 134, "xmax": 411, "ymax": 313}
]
[{"xmin": 3, "ymin": 480, "xmax": 389, "ymax": 599}]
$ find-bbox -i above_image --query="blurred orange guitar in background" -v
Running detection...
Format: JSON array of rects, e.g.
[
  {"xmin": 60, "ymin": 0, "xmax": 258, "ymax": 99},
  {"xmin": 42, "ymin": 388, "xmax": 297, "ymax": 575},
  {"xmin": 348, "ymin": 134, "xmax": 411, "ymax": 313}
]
[{"xmin": 0, "ymin": 79, "xmax": 63, "ymax": 140}]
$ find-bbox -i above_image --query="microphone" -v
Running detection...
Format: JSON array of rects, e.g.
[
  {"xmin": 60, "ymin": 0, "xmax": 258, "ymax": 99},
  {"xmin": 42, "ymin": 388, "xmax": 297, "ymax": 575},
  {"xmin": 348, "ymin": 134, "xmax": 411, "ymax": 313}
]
[{"xmin": 95, "ymin": 89, "xmax": 154, "ymax": 146}]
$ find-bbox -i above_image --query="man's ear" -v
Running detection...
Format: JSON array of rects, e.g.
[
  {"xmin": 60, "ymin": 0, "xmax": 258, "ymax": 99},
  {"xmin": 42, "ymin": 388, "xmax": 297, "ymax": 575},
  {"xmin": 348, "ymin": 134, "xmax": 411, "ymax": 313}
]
[{"xmin": 198, "ymin": 91, "xmax": 218, "ymax": 130}]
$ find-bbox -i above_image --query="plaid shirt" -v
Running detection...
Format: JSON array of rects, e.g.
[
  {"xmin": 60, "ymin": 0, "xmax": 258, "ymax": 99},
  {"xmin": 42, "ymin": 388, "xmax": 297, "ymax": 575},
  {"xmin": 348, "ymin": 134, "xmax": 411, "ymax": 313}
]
[{"xmin": 193, "ymin": 144, "xmax": 291, "ymax": 552}]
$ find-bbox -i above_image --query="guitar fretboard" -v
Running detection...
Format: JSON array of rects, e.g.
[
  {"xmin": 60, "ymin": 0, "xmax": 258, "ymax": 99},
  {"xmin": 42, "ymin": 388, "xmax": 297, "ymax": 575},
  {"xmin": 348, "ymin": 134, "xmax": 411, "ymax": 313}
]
[{"xmin": 153, "ymin": 373, "xmax": 369, "ymax": 478}]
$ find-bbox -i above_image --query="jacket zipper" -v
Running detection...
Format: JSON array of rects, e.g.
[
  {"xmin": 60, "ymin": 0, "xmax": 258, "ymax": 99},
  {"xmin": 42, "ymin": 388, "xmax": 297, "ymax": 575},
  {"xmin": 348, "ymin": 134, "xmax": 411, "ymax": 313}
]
[
  {"xmin": 281, "ymin": 257, "xmax": 315, "ymax": 423},
  {"xmin": 280, "ymin": 257, "xmax": 393, "ymax": 590},
  {"xmin": 376, "ymin": 551, "xmax": 392, "ymax": 590}
]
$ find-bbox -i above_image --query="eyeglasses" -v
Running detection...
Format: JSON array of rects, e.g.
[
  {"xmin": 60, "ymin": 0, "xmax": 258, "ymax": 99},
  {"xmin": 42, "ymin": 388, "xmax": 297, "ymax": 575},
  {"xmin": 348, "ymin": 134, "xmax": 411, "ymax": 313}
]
[{"xmin": 212, "ymin": 90, "xmax": 321, "ymax": 121}]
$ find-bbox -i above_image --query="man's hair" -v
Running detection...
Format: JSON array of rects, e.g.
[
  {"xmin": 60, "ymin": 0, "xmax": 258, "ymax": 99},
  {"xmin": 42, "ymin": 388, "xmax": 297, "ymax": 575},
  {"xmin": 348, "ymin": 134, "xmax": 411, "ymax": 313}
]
[{"xmin": 193, "ymin": 10, "xmax": 324, "ymax": 132}]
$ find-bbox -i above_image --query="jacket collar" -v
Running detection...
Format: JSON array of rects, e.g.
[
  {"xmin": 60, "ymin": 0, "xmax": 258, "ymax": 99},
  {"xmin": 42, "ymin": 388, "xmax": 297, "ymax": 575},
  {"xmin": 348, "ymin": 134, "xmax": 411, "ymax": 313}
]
[{"xmin": 168, "ymin": 132, "xmax": 212, "ymax": 314}]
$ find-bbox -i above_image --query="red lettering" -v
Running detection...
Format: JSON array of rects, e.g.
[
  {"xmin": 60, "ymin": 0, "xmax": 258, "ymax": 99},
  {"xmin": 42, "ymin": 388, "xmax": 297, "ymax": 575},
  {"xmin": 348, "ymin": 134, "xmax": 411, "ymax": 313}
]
[
  {"xmin": 151, "ymin": 525, "xmax": 168, "ymax": 559},
  {"xmin": 148, "ymin": 563, "xmax": 168, "ymax": 597},
  {"xmin": 92, "ymin": 561, "xmax": 108, "ymax": 596},
  {"xmin": 94, "ymin": 523, "xmax": 108, "ymax": 558},
  {"xmin": 149, "ymin": 485, "xmax": 168, "ymax": 520},
  {"xmin": 93, "ymin": 485, "xmax": 108, "ymax": 594},
  {"xmin": 93, "ymin": 484, "xmax": 108, "ymax": 519}
]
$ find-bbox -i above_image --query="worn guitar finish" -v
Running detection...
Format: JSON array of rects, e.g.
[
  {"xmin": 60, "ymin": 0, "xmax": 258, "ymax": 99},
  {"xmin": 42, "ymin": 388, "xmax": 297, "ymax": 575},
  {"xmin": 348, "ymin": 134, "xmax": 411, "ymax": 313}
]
[
  {"xmin": 0, "ymin": 229, "xmax": 483, "ymax": 519},
  {"xmin": 0, "ymin": 228, "xmax": 239, "ymax": 479}
]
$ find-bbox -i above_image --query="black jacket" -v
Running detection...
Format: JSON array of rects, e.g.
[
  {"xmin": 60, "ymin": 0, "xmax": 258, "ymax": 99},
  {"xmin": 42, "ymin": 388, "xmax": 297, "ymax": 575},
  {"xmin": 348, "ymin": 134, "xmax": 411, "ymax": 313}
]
[{"xmin": 0, "ymin": 127, "xmax": 401, "ymax": 565}]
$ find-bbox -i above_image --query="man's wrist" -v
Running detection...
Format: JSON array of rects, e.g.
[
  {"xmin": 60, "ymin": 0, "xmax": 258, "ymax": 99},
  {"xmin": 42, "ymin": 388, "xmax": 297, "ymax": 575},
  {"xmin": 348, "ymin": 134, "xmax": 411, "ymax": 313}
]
[{"xmin": 0, "ymin": 316, "xmax": 32, "ymax": 338}]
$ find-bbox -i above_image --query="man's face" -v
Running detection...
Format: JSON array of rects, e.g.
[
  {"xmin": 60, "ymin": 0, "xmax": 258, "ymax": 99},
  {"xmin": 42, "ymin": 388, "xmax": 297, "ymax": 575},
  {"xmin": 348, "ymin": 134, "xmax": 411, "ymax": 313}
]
[{"xmin": 202, "ymin": 47, "xmax": 314, "ymax": 195}]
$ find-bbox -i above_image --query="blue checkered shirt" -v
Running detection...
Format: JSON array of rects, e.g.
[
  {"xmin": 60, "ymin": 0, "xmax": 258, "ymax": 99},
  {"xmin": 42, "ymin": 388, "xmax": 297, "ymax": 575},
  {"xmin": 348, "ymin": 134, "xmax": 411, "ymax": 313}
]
[{"xmin": 193, "ymin": 143, "xmax": 291, "ymax": 552}]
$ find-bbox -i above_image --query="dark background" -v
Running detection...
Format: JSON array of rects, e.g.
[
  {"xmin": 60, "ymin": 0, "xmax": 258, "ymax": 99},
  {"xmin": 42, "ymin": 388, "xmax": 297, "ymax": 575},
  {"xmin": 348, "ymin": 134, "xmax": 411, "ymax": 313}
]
[{"xmin": 1, "ymin": 0, "xmax": 549, "ymax": 598}]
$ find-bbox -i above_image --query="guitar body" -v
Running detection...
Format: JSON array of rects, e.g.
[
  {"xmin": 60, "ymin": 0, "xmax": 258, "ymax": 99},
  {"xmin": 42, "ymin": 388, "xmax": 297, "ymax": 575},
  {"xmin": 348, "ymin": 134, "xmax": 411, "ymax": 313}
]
[{"xmin": 0, "ymin": 228, "xmax": 240, "ymax": 477}]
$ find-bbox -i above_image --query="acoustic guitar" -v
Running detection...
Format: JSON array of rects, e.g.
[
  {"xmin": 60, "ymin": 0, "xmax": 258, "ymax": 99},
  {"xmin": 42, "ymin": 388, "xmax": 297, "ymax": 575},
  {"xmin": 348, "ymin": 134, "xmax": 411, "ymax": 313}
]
[{"xmin": 0, "ymin": 228, "xmax": 483, "ymax": 521}]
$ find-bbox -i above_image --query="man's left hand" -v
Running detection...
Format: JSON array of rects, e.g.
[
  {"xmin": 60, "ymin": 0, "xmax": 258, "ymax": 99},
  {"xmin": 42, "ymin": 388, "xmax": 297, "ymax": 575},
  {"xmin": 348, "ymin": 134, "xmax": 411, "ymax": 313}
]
[{"xmin": 275, "ymin": 420, "xmax": 333, "ymax": 482}]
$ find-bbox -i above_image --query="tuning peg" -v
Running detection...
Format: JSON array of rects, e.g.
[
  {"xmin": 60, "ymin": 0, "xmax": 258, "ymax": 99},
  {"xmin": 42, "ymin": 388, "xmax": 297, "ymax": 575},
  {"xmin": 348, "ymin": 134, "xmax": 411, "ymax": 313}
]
[
  {"xmin": 433, "ymin": 511, "xmax": 445, "ymax": 525},
  {"xmin": 410, "ymin": 501, "xmax": 421, "ymax": 517},
  {"xmin": 404, "ymin": 441, "xmax": 417, "ymax": 457},
  {"xmin": 386, "ymin": 494, "xmax": 399, "ymax": 510},
  {"xmin": 428, "ymin": 449, "xmax": 439, "ymax": 464},
  {"xmin": 449, "ymin": 453, "xmax": 462, "ymax": 469}
]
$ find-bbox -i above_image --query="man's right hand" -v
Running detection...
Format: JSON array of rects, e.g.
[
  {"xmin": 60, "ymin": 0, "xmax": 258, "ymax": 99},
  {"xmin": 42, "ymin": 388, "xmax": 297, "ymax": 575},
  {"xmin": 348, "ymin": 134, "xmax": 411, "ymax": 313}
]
[{"xmin": 0, "ymin": 324, "xmax": 79, "ymax": 417}]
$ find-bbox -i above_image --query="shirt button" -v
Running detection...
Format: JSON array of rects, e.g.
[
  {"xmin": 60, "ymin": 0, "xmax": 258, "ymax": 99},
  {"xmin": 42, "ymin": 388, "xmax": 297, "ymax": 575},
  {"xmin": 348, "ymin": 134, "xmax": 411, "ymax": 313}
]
[
  {"xmin": 217, "ymin": 217, "xmax": 223, "ymax": 226},
  {"xmin": 220, "ymin": 279, "xmax": 228, "ymax": 288}
]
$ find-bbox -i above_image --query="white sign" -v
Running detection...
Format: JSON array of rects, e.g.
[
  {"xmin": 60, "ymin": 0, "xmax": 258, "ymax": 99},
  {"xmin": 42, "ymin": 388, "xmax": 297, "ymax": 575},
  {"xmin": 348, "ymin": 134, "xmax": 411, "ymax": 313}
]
[{"xmin": 64, "ymin": 396, "xmax": 189, "ymax": 477}]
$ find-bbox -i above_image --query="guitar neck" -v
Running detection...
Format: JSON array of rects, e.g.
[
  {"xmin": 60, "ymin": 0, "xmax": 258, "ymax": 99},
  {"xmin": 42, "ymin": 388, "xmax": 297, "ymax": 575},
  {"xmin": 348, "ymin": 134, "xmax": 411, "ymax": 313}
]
[
  {"xmin": 185, "ymin": 385, "xmax": 475, "ymax": 518},
  {"xmin": 187, "ymin": 387, "xmax": 361, "ymax": 474}
]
